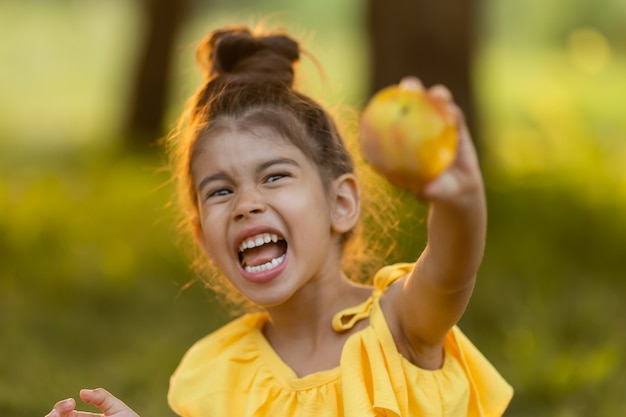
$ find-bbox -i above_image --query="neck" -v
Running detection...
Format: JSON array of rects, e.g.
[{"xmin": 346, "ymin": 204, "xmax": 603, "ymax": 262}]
[
  {"xmin": 260, "ymin": 272, "xmax": 372, "ymax": 377},
  {"xmin": 263, "ymin": 273, "xmax": 369, "ymax": 343}
]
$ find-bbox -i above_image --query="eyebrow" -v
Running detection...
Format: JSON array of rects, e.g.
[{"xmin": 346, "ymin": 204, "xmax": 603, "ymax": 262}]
[
  {"xmin": 197, "ymin": 172, "xmax": 229, "ymax": 192},
  {"xmin": 196, "ymin": 158, "xmax": 299, "ymax": 192},
  {"xmin": 257, "ymin": 157, "xmax": 299, "ymax": 173}
]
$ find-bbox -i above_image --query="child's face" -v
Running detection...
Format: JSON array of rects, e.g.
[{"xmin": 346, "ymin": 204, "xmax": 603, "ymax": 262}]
[{"xmin": 191, "ymin": 126, "xmax": 343, "ymax": 307}]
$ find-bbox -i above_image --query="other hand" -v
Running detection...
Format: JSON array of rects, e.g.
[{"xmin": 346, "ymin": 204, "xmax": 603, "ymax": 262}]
[{"xmin": 45, "ymin": 388, "xmax": 139, "ymax": 417}]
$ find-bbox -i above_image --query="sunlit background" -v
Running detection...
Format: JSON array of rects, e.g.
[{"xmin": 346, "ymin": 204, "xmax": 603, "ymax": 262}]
[{"xmin": 1, "ymin": 0, "xmax": 625, "ymax": 416}]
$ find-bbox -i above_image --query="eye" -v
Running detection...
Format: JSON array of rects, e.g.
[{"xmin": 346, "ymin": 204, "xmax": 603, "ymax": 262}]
[
  {"xmin": 265, "ymin": 173, "xmax": 288, "ymax": 184},
  {"xmin": 213, "ymin": 188, "xmax": 231, "ymax": 196},
  {"xmin": 205, "ymin": 187, "xmax": 232, "ymax": 200}
]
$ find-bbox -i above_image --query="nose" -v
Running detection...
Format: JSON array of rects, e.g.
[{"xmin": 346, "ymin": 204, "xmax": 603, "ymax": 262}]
[{"xmin": 232, "ymin": 189, "xmax": 266, "ymax": 221}]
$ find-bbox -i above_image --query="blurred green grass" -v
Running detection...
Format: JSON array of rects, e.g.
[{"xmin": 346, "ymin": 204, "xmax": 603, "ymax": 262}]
[
  {"xmin": 1, "ymin": 0, "xmax": 626, "ymax": 416},
  {"xmin": 0, "ymin": 150, "xmax": 229, "ymax": 416}
]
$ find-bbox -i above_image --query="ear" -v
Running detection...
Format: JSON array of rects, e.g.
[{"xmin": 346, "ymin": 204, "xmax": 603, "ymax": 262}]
[
  {"xmin": 330, "ymin": 173, "xmax": 361, "ymax": 234},
  {"xmin": 192, "ymin": 216, "xmax": 215, "ymax": 266}
]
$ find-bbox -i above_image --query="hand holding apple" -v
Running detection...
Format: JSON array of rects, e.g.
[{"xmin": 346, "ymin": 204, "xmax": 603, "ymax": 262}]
[{"xmin": 358, "ymin": 77, "xmax": 459, "ymax": 193}]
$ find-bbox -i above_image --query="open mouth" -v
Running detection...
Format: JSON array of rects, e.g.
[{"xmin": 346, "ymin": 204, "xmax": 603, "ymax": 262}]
[{"xmin": 238, "ymin": 233, "xmax": 287, "ymax": 274}]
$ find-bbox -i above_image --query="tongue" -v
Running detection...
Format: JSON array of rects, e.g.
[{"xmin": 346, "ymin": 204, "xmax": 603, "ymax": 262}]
[{"xmin": 242, "ymin": 243, "xmax": 284, "ymax": 267}]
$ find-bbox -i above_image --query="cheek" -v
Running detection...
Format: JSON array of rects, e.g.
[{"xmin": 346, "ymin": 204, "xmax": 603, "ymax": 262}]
[
  {"xmin": 198, "ymin": 199, "xmax": 230, "ymax": 223},
  {"xmin": 281, "ymin": 186, "xmax": 331, "ymax": 225},
  {"xmin": 196, "ymin": 209, "xmax": 229, "ymax": 253}
]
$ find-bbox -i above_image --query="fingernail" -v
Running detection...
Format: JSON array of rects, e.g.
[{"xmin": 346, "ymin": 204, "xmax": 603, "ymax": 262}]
[
  {"xmin": 80, "ymin": 389, "xmax": 96, "ymax": 403},
  {"xmin": 399, "ymin": 76, "xmax": 423, "ymax": 90}
]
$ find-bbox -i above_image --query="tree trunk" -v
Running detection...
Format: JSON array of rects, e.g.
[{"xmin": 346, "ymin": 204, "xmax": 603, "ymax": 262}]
[
  {"xmin": 366, "ymin": 0, "xmax": 481, "ymax": 153},
  {"xmin": 125, "ymin": 0, "xmax": 189, "ymax": 149}
]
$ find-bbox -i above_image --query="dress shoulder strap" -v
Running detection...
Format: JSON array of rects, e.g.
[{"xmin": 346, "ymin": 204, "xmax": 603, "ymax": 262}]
[
  {"xmin": 331, "ymin": 263, "xmax": 414, "ymax": 332},
  {"xmin": 372, "ymin": 262, "xmax": 414, "ymax": 292}
]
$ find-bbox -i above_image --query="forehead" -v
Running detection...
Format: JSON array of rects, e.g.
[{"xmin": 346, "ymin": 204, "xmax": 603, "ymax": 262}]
[
  {"xmin": 190, "ymin": 127, "xmax": 312, "ymax": 179},
  {"xmin": 194, "ymin": 125, "xmax": 301, "ymax": 158}
]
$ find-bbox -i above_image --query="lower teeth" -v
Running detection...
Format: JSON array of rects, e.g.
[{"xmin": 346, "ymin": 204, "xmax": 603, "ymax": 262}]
[{"xmin": 244, "ymin": 254, "xmax": 286, "ymax": 274}]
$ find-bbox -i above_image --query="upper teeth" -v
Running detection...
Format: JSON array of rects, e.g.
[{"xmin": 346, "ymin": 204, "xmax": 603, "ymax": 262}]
[{"xmin": 239, "ymin": 233, "xmax": 280, "ymax": 253}]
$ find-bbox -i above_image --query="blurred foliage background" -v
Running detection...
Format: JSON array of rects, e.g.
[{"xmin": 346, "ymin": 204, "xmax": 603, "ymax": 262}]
[{"xmin": 1, "ymin": 0, "xmax": 625, "ymax": 416}]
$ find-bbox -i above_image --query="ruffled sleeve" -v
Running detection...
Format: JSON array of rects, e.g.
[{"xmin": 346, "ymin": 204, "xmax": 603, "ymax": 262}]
[
  {"xmin": 339, "ymin": 263, "xmax": 513, "ymax": 417},
  {"xmin": 446, "ymin": 327, "xmax": 514, "ymax": 416},
  {"xmin": 168, "ymin": 314, "xmax": 267, "ymax": 416}
]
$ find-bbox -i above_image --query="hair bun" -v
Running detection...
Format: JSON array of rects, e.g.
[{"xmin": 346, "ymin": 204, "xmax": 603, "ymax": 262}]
[{"xmin": 197, "ymin": 26, "xmax": 300, "ymax": 85}]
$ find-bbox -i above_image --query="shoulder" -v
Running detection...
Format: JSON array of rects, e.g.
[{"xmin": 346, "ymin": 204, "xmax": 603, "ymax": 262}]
[
  {"xmin": 376, "ymin": 263, "xmax": 447, "ymax": 369},
  {"xmin": 174, "ymin": 313, "xmax": 265, "ymax": 371},
  {"xmin": 372, "ymin": 262, "xmax": 414, "ymax": 291},
  {"xmin": 169, "ymin": 314, "xmax": 265, "ymax": 392},
  {"xmin": 168, "ymin": 313, "xmax": 269, "ymax": 415}
]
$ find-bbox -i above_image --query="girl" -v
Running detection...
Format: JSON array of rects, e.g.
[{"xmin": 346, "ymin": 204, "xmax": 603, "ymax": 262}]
[{"xmin": 46, "ymin": 25, "xmax": 513, "ymax": 417}]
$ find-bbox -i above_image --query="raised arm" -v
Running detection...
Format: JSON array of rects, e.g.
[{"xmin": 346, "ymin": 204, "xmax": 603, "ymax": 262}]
[{"xmin": 384, "ymin": 78, "xmax": 487, "ymax": 367}]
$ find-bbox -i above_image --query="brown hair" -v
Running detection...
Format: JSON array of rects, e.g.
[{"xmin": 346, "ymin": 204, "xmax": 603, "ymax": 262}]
[{"xmin": 165, "ymin": 25, "xmax": 395, "ymax": 311}]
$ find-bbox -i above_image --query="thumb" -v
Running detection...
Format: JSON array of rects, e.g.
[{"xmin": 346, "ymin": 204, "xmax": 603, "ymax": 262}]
[
  {"xmin": 422, "ymin": 171, "xmax": 459, "ymax": 201},
  {"xmin": 79, "ymin": 388, "xmax": 136, "ymax": 416},
  {"xmin": 398, "ymin": 76, "xmax": 424, "ymax": 92}
]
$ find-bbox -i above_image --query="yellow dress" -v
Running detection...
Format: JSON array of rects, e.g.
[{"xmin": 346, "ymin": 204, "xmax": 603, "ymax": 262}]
[{"xmin": 168, "ymin": 263, "xmax": 513, "ymax": 416}]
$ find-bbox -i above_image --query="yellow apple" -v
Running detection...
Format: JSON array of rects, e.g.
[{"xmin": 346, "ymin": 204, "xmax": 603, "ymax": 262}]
[{"xmin": 359, "ymin": 84, "xmax": 458, "ymax": 189}]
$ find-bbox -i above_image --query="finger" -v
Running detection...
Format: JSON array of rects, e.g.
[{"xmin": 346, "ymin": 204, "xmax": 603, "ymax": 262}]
[
  {"xmin": 46, "ymin": 398, "xmax": 76, "ymax": 417},
  {"xmin": 428, "ymin": 84, "xmax": 453, "ymax": 102},
  {"xmin": 445, "ymin": 102, "xmax": 475, "ymax": 149},
  {"xmin": 398, "ymin": 76, "xmax": 424, "ymax": 92},
  {"xmin": 80, "ymin": 388, "xmax": 132, "ymax": 416},
  {"xmin": 452, "ymin": 108, "xmax": 480, "ymax": 162}
]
